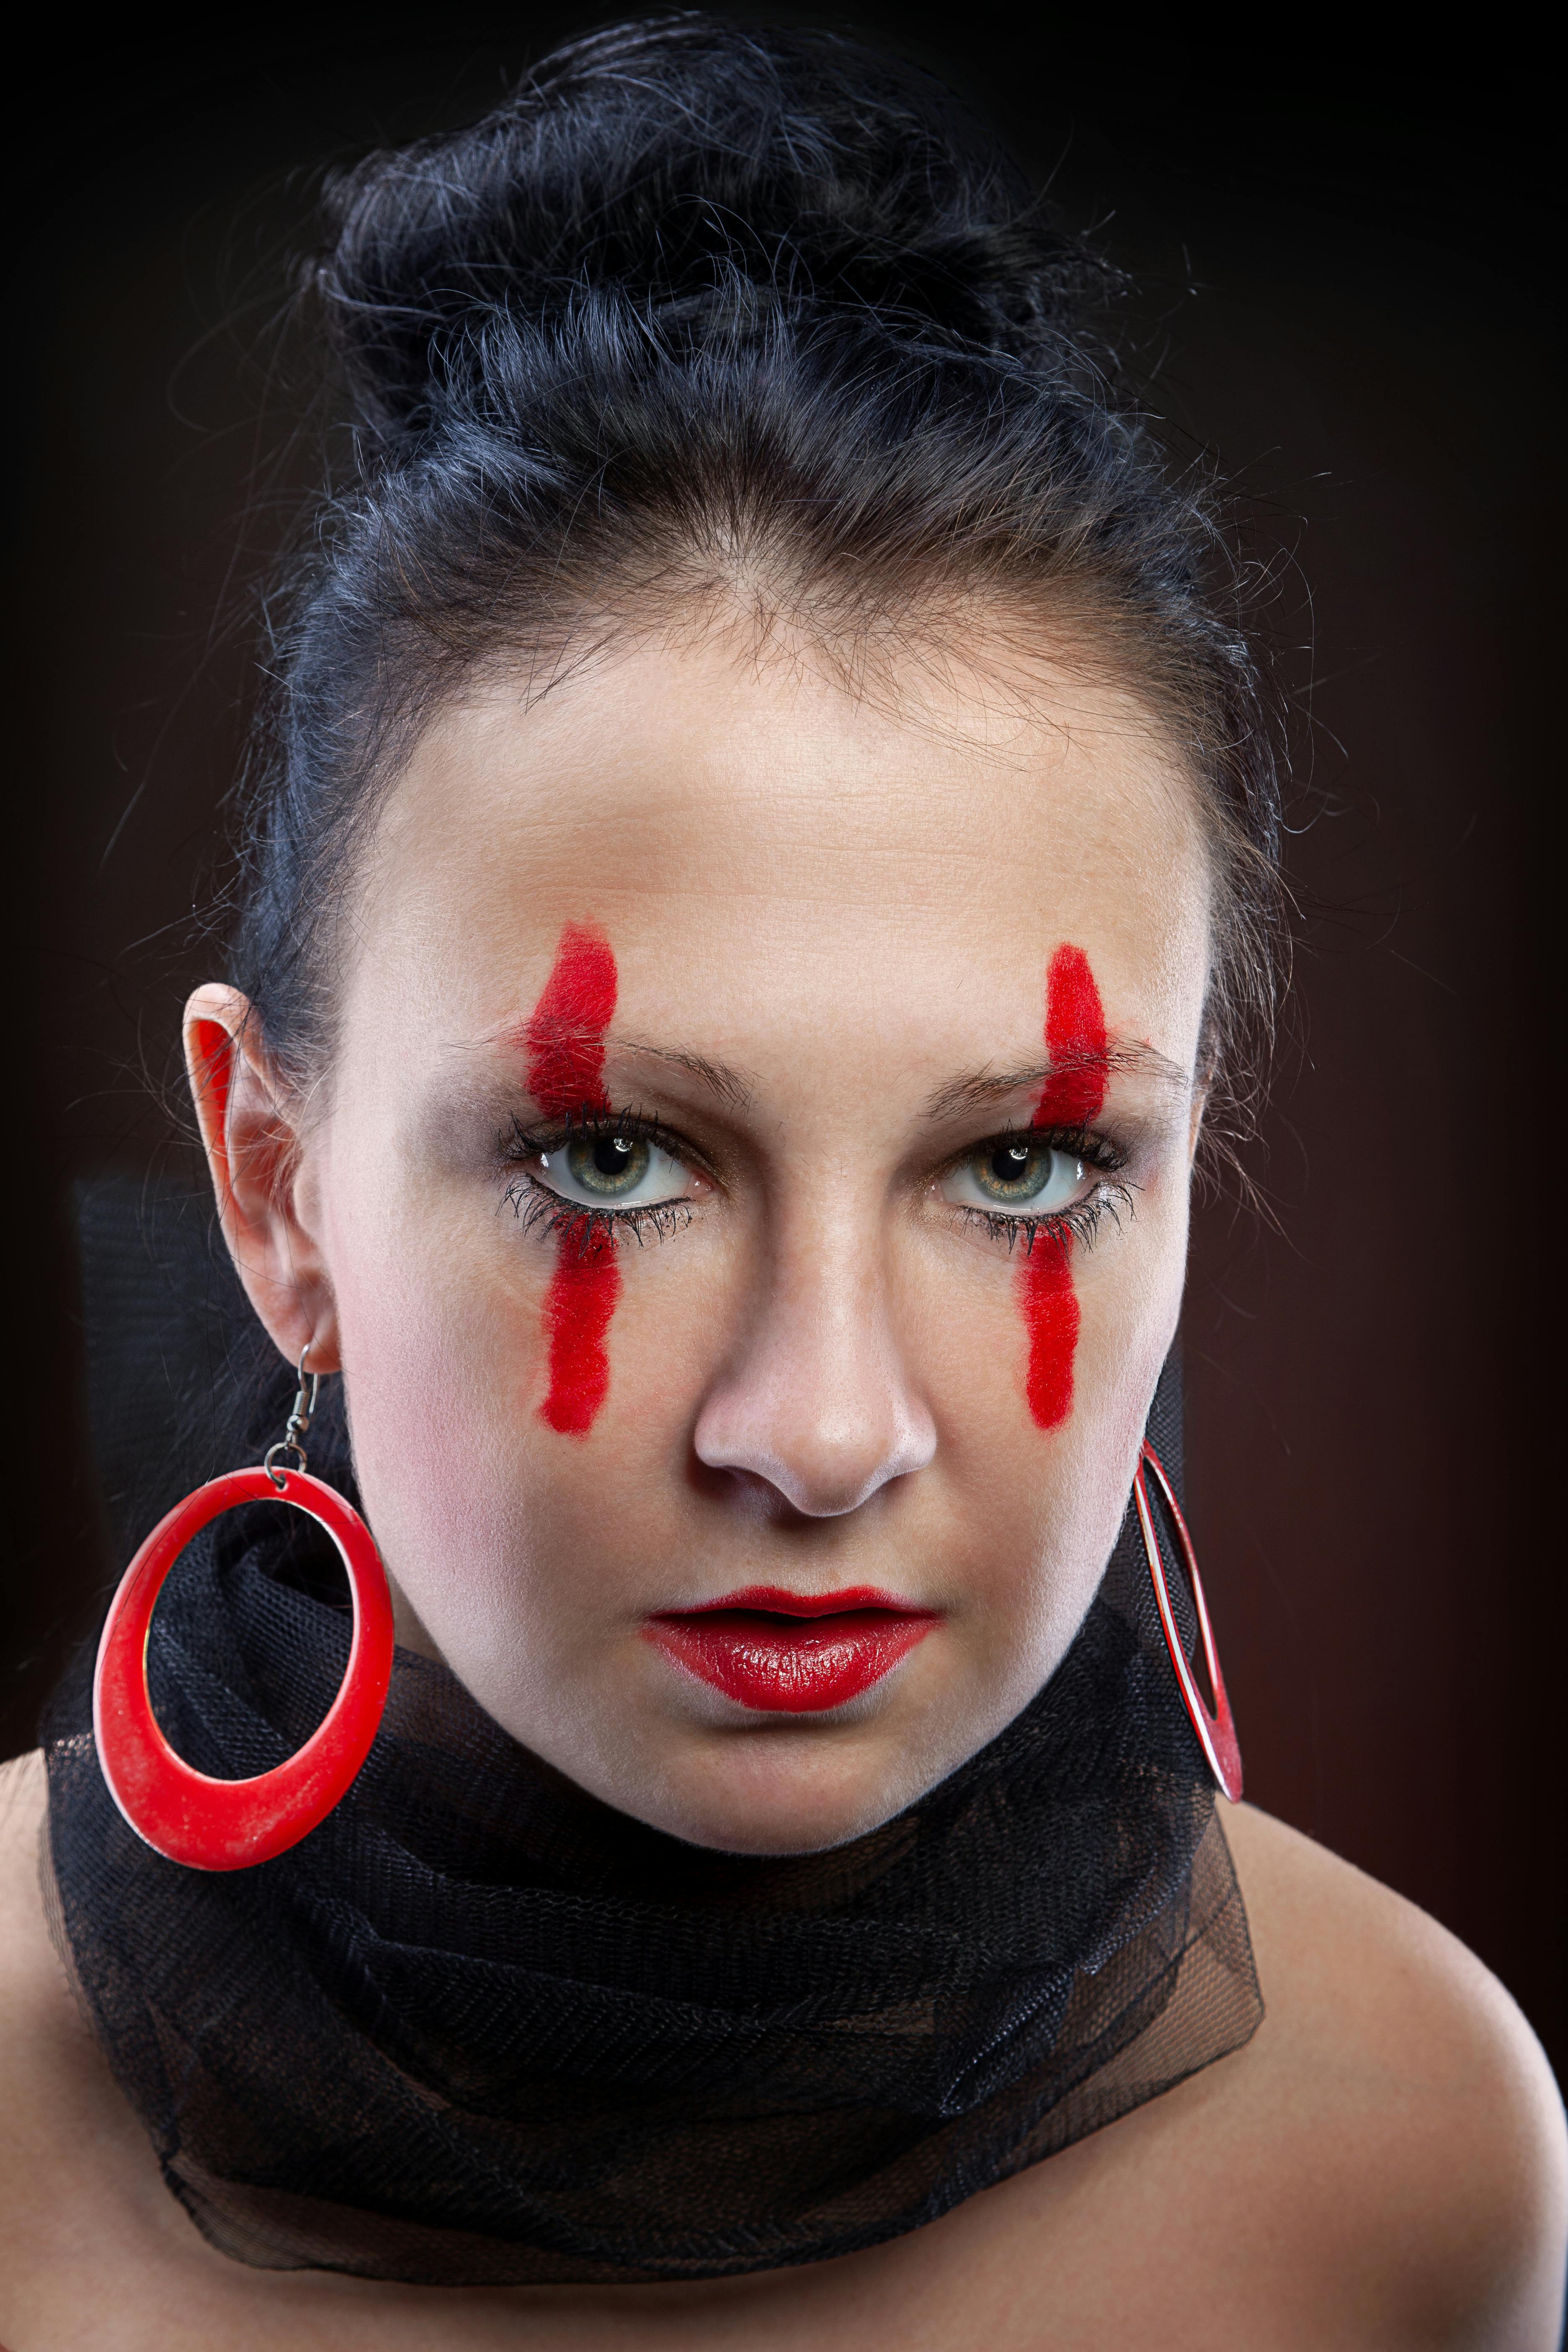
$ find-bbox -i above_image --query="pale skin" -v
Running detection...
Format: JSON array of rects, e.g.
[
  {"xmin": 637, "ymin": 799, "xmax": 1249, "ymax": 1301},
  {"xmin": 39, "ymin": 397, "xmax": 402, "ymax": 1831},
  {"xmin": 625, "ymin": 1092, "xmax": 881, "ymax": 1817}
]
[{"xmin": 1, "ymin": 621, "xmax": 1563, "ymax": 2344}]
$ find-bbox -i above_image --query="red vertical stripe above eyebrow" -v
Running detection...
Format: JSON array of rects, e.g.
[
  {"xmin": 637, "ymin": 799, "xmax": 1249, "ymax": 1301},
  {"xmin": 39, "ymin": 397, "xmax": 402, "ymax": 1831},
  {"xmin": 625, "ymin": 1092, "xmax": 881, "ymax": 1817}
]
[
  {"xmin": 1032, "ymin": 942, "xmax": 1107, "ymax": 1131},
  {"xmin": 525, "ymin": 923, "xmax": 621, "ymax": 1436},
  {"xmin": 525, "ymin": 921, "xmax": 618, "ymax": 1118},
  {"xmin": 1018, "ymin": 944, "xmax": 1107, "ymax": 1430}
]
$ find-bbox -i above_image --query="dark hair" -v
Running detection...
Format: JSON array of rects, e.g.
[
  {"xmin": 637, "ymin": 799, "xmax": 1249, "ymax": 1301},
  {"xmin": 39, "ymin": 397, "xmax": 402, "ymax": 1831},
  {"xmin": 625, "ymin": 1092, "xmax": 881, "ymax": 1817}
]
[{"xmin": 232, "ymin": 13, "xmax": 1282, "ymax": 1141}]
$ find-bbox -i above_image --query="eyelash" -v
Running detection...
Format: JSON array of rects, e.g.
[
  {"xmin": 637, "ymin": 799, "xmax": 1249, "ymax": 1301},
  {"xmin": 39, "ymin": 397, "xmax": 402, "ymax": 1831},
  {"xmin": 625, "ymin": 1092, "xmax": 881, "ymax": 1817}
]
[
  {"xmin": 500, "ymin": 1108, "xmax": 698, "ymax": 1250},
  {"xmin": 953, "ymin": 1190, "xmax": 1132, "ymax": 1256},
  {"xmin": 497, "ymin": 1109, "xmax": 1133, "ymax": 1255},
  {"xmin": 943, "ymin": 1126, "xmax": 1134, "ymax": 1258}
]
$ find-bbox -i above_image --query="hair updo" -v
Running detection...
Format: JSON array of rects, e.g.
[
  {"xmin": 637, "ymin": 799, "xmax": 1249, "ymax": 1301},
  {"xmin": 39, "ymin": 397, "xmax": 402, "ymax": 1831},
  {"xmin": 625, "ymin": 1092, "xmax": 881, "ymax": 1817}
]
[{"xmin": 232, "ymin": 12, "xmax": 1283, "ymax": 1140}]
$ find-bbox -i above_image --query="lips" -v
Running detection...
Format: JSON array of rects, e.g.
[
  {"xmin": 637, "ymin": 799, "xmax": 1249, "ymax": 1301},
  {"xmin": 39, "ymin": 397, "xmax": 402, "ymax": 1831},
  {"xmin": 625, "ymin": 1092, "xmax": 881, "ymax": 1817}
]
[{"xmin": 642, "ymin": 1585, "xmax": 939, "ymax": 1714}]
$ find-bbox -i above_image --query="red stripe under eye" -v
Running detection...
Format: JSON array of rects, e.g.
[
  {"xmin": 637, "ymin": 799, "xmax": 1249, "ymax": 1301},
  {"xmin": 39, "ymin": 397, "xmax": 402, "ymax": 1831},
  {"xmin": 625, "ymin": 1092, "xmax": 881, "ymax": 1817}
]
[
  {"xmin": 1018, "ymin": 944, "xmax": 1107, "ymax": 1429},
  {"xmin": 522, "ymin": 923, "xmax": 621, "ymax": 1436}
]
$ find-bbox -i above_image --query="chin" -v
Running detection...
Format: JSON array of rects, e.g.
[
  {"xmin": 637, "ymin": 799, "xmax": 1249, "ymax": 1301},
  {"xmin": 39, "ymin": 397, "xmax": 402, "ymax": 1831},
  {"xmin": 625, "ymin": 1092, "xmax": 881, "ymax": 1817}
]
[{"xmin": 592, "ymin": 1719, "xmax": 954, "ymax": 1856}]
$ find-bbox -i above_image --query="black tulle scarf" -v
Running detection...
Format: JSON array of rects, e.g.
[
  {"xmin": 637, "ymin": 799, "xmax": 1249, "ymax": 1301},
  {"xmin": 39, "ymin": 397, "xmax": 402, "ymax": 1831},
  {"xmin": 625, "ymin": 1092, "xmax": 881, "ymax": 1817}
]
[{"xmin": 44, "ymin": 1356, "xmax": 1261, "ymax": 2287}]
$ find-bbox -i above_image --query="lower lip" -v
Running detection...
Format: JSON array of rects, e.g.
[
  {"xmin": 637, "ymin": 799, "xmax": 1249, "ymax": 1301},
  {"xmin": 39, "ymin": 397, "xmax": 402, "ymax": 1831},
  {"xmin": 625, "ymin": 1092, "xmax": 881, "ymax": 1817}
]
[{"xmin": 643, "ymin": 1593, "xmax": 939, "ymax": 1714}]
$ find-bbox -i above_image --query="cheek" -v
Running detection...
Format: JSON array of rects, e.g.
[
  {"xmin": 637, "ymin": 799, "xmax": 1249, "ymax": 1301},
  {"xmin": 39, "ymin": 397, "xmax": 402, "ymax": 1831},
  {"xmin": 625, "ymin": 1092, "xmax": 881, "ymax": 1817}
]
[
  {"xmin": 1057, "ymin": 1173, "xmax": 1189, "ymax": 1553},
  {"xmin": 330, "ymin": 1189, "xmax": 706, "ymax": 1659},
  {"xmin": 995, "ymin": 1203, "xmax": 1189, "ymax": 1661},
  {"xmin": 333, "ymin": 1220, "xmax": 526, "ymax": 1570}
]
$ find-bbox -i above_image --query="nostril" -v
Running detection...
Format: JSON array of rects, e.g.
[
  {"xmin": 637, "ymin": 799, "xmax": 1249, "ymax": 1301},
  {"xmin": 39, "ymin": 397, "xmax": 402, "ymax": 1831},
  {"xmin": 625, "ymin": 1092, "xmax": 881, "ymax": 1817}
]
[
  {"xmin": 692, "ymin": 1415, "xmax": 936, "ymax": 1520},
  {"xmin": 690, "ymin": 1460, "xmax": 807, "ymax": 1523}
]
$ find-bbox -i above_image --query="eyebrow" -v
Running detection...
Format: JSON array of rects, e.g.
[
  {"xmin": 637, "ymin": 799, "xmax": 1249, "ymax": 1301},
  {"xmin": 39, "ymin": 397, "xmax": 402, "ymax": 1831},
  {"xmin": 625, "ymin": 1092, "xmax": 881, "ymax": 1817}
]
[
  {"xmin": 492, "ymin": 1015, "xmax": 757, "ymax": 1110},
  {"xmin": 597, "ymin": 1035, "xmax": 758, "ymax": 1111},
  {"xmin": 922, "ymin": 1040, "xmax": 1189, "ymax": 1122},
  {"xmin": 500, "ymin": 1025, "xmax": 1182, "ymax": 1120}
]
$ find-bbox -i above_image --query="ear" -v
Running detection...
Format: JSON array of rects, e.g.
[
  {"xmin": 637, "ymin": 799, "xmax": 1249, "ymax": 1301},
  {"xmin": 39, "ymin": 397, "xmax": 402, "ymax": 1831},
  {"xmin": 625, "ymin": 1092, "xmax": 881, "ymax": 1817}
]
[
  {"xmin": 1187, "ymin": 1081, "xmax": 1209, "ymax": 1169},
  {"xmin": 184, "ymin": 983, "xmax": 341, "ymax": 1375}
]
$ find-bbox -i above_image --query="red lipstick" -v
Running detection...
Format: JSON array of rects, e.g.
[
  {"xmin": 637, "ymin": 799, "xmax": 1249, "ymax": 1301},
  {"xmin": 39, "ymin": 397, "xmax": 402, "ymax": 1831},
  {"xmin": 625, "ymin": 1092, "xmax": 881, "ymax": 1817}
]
[{"xmin": 643, "ymin": 1586, "xmax": 939, "ymax": 1713}]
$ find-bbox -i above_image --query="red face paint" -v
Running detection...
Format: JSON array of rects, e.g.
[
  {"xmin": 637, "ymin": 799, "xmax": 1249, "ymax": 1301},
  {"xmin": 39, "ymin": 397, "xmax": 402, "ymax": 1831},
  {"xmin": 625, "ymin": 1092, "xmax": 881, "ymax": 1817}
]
[
  {"xmin": 524, "ymin": 923, "xmax": 618, "ymax": 1118},
  {"xmin": 1034, "ymin": 943, "xmax": 1107, "ymax": 1130},
  {"xmin": 538, "ymin": 1217, "xmax": 620, "ymax": 1436},
  {"xmin": 1018, "ymin": 944, "xmax": 1107, "ymax": 1430},
  {"xmin": 524, "ymin": 923, "xmax": 621, "ymax": 1436}
]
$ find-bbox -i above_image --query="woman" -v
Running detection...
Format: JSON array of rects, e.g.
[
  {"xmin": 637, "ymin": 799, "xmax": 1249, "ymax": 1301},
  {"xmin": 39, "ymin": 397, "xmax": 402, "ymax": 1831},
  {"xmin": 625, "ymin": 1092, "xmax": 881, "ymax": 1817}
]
[{"xmin": 2, "ymin": 18, "xmax": 1562, "ymax": 2344}]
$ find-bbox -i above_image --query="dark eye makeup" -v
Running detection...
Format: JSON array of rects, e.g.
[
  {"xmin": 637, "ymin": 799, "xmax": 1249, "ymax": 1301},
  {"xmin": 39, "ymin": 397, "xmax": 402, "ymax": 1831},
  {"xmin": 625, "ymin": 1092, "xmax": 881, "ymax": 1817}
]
[
  {"xmin": 498, "ymin": 1105, "xmax": 1133, "ymax": 1256},
  {"xmin": 936, "ymin": 1122, "xmax": 1132, "ymax": 1255},
  {"xmin": 500, "ymin": 1109, "xmax": 699, "ymax": 1246}
]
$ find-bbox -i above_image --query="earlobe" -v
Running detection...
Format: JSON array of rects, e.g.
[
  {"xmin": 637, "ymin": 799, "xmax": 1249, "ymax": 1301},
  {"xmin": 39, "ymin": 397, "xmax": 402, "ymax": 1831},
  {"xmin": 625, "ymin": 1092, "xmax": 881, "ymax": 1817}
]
[{"xmin": 182, "ymin": 983, "xmax": 342, "ymax": 1376}]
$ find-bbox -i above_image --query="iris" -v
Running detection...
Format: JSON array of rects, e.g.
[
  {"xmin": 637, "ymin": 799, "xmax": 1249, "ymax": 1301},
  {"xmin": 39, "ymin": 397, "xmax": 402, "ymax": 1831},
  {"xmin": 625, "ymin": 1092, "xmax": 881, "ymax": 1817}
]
[
  {"xmin": 966, "ymin": 1139, "xmax": 1078, "ymax": 1207},
  {"xmin": 563, "ymin": 1135, "xmax": 650, "ymax": 1197}
]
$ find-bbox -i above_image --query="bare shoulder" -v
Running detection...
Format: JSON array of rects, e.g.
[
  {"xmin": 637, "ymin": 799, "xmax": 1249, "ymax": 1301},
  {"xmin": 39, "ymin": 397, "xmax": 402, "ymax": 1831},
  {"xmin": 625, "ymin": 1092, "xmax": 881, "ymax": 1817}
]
[
  {"xmin": 0, "ymin": 1750, "xmax": 80, "ymax": 2311},
  {"xmin": 0, "ymin": 1746, "xmax": 53, "ymax": 2010},
  {"xmin": 0, "ymin": 1742, "xmax": 43, "ymax": 1844},
  {"xmin": 1224, "ymin": 1800, "xmax": 1567, "ymax": 2346},
  {"xmin": 0, "ymin": 1754, "xmax": 106, "ymax": 2218},
  {"xmin": 0, "ymin": 1749, "xmax": 187, "ymax": 2338}
]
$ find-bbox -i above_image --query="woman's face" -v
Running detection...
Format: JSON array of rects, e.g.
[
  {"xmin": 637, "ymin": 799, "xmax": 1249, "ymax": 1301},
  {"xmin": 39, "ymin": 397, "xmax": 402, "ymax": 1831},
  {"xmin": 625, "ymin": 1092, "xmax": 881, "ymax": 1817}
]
[{"xmin": 197, "ymin": 622, "xmax": 1212, "ymax": 1852}]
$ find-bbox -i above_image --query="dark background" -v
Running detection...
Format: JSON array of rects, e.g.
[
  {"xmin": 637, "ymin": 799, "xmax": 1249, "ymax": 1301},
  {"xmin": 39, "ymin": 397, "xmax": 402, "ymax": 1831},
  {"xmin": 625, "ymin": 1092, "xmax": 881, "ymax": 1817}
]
[{"xmin": 10, "ymin": 14, "xmax": 1563, "ymax": 2079}]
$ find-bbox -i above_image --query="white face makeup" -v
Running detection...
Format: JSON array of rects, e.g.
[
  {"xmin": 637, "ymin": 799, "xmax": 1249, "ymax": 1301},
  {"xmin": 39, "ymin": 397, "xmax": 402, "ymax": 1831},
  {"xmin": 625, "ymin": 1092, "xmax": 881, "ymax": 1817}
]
[{"xmin": 194, "ymin": 619, "xmax": 1212, "ymax": 1855}]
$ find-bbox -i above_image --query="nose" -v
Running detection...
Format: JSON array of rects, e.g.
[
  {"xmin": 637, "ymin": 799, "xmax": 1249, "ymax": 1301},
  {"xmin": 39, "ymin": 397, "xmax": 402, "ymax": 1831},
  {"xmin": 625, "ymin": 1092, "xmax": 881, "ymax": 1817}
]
[{"xmin": 692, "ymin": 1223, "xmax": 937, "ymax": 1517}]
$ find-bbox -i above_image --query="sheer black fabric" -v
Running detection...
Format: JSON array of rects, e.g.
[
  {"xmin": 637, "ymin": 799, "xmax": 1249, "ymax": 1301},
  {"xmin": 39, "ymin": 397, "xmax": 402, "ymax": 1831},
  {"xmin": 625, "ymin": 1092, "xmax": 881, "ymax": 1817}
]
[{"xmin": 44, "ymin": 1182, "xmax": 1261, "ymax": 2286}]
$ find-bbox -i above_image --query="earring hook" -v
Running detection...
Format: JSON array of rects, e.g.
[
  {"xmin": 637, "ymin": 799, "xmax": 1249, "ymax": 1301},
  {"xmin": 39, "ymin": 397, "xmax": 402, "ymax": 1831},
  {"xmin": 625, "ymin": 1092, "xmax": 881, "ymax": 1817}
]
[{"xmin": 265, "ymin": 1340, "xmax": 324, "ymax": 1489}]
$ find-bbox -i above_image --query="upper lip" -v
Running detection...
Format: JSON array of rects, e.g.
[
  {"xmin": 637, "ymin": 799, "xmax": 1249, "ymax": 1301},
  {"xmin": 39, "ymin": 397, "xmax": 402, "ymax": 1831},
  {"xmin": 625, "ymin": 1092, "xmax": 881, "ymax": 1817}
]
[{"xmin": 651, "ymin": 1586, "xmax": 938, "ymax": 1619}]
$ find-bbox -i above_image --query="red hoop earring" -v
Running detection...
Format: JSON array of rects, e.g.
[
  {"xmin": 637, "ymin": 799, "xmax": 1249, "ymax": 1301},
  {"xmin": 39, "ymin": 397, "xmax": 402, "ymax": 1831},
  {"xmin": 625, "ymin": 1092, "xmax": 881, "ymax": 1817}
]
[
  {"xmin": 1133, "ymin": 1442, "xmax": 1243, "ymax": 1803},
  {"xmin": 93, "ymin": 1346, "xmax": 394, "ymax": 1872}
]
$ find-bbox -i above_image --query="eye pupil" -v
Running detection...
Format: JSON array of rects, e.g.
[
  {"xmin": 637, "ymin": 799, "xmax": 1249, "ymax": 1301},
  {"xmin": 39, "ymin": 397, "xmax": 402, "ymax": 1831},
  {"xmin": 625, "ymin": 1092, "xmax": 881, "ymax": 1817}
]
[
  {"xmin": 964, "ymin": 1137, "xmax": 1079, "ymax": 1208},
  {"xmin": 941, "ymin": 1137, "xmax": 1085, "ymax": 1217},
  {"xmin": 988, "ymin": 1142, "xmax": 1036, "ymax": 1188},
  {"xmin": 564, "ymin": 1133, "xmax": 653, "ymax": 1196}
]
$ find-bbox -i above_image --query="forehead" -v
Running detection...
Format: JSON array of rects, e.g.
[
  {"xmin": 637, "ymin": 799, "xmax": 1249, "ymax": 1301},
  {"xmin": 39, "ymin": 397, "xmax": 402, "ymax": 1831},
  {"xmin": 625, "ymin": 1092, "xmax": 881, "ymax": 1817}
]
[{"xmin": 348, "ymin": 626, "xmax": 1210, "ymax": 1057}]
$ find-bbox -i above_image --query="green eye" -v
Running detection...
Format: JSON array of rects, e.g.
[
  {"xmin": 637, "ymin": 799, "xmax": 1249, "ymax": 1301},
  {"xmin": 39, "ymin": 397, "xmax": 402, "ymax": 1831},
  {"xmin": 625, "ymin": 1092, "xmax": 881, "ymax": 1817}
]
[
  {"xmin": 973, "ymin": 1140, "xmax": 1057, "ymax": 1203},
  {"xmin": 941, "ymin": 1139, "xmax": 1083, "ymax": 1216},
  {"xmin": 530, "ymin": 1130, "xmax": 692, "ymax": 1213},
  {"xmin": 563, "ymin": 1135, "xmax": 651, "ymax": 1197}
]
